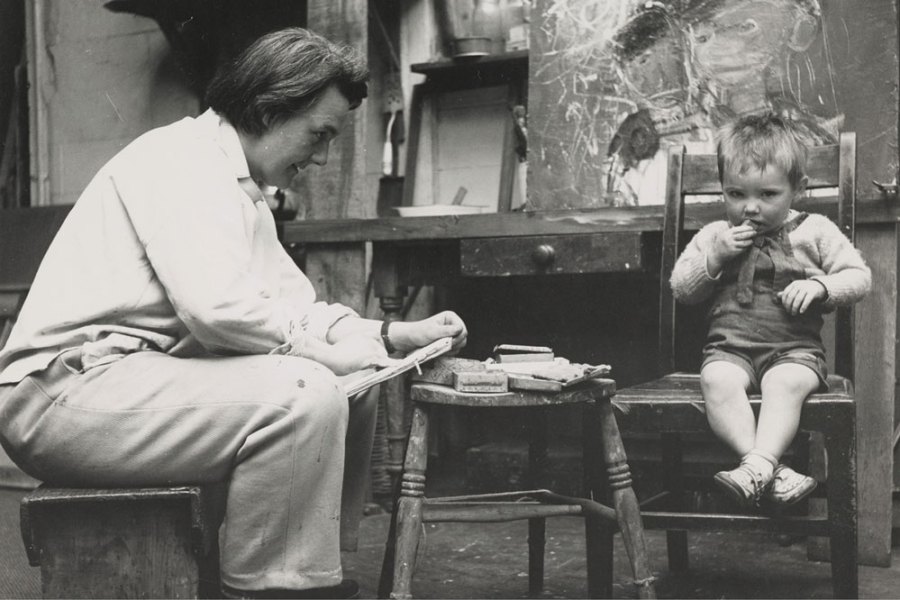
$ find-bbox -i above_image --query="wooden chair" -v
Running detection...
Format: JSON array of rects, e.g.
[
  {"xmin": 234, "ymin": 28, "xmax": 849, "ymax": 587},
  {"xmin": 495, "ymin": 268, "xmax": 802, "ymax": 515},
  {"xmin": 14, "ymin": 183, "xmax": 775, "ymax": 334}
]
[
  {"xmin": 613, "ymin": 133, "xmax": 859, "ymax": 598},
  {"xmin": 0, "ymin": 206, "xmax": 224, "ymax": 599},
  {"xmin": 378, "ymin": 377, "xmax": 658, "ymax": 599}
]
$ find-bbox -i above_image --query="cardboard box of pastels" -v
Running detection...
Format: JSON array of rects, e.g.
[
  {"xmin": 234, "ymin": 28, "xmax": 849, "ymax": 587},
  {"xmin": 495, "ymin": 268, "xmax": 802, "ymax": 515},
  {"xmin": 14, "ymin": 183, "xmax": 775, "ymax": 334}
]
[{"xmin": 411, "ymin": 344, "xmax": 611, "ymax": 393}]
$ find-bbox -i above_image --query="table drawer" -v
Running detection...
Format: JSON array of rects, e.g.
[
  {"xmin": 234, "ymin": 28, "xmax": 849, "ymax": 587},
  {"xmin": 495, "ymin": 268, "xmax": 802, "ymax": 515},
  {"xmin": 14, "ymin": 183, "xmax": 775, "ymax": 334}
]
[{"xmin": 460, "ymin": 233, "xmax": 644, "ymax": 276}]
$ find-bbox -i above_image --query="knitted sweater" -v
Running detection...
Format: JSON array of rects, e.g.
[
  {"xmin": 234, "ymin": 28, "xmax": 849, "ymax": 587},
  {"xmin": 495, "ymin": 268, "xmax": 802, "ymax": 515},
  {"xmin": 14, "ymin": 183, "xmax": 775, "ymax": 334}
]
[{"xmin": 670, "ymin": 211, "xmax": 871, "ymax": 307}]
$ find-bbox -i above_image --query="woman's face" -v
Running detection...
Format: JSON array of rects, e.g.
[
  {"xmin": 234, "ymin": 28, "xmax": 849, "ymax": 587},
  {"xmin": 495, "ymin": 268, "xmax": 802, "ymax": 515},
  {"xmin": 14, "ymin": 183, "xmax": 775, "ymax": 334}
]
[
  {"xmin": 241, "ymin": 85, "xmax": 351, "ymax": 190},
  {"xmin": 621, "ymin": 29, "xmax": 687, "ymax": 108},
  {"xmin": 689, "ymin": 0, "xmax": 797, "ymax": 86}
]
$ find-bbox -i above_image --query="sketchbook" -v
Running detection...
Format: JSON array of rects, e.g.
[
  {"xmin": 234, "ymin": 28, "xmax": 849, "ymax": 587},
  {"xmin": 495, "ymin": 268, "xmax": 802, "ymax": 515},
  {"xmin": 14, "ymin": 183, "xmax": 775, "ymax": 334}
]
[{"xmin": 344, "ymin": 336, "xmax": 454, "ymax": 398}]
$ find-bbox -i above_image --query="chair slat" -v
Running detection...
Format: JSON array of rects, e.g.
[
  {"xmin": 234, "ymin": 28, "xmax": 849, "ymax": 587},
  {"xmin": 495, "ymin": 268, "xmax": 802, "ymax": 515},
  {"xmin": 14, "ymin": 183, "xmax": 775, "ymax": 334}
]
[{"xmin": 680, "ymin": 144, "xmax": 841, "ymax": 195}]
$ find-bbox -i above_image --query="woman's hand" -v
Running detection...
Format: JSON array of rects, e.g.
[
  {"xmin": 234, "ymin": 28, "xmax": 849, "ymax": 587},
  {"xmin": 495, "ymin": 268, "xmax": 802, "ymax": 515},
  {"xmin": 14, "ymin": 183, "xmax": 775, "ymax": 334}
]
[
  {"xmin": 390, "ymin": 311, "xmax": 468, "ymax": 353},
  {"xmin": 778, "ymin": 279, "xmax": 828, "ymax": 315},
  {"xmin": 309, "ymin": 336, "xmax": 397, "ymax": 376}
]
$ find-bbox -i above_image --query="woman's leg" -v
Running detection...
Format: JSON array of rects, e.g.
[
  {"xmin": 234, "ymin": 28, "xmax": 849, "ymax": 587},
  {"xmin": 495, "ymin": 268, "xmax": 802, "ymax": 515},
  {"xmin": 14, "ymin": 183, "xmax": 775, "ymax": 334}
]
[
  {"xmin": 756, "ymin": 362, "xmax": 819, "ymax": 460},
  {"xmin": 340, "ymin": 386, "xmax": 379, "ymax": 551},
  {"xmin": 700, "ymin": 360, "xmax": 754, "ymax": 456},
  {"xmin": 0, "ymin": 350, "xmax": 353, "ymax": 591}
]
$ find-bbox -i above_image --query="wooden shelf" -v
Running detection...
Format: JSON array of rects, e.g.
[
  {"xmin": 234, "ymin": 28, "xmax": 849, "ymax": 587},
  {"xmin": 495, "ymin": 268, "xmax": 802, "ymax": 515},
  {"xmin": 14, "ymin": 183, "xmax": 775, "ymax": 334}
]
[{"xmin": 410, "ymin": 50, "xmax": 528, "ymax": 88}]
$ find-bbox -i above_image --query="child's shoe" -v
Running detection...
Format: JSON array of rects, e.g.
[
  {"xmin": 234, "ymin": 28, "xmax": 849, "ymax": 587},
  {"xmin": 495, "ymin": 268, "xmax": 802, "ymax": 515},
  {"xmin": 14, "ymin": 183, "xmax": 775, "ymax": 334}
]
[
  {"xmin": 714, "ymin": 463, "xmax": 772, "ymax": 508},
  {"xmin": 767, "ymin": 464, "xmax": 817, "ymax": 506}
]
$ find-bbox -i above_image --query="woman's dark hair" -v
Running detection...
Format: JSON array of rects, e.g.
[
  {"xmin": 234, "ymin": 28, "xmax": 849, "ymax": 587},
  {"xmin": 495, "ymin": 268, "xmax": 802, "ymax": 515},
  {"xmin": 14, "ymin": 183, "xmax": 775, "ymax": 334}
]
[{"xmin": 205, "ymin": 27, "xmax": 368, "ymax": 136}]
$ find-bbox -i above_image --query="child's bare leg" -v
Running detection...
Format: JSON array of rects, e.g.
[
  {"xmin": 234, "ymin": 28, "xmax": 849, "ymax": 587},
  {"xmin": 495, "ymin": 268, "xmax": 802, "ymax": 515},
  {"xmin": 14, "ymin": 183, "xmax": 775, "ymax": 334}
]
[
  {"xmin": 757, "ymin": 362, "xmax": 820, "ymax": 505},
  {"xmin": 700, "ymin": 360, "xmax": 755, "ymax": 456},
  {"xmin": 756, "ymin": 363, "xmax": 819, "ymax": 460}
]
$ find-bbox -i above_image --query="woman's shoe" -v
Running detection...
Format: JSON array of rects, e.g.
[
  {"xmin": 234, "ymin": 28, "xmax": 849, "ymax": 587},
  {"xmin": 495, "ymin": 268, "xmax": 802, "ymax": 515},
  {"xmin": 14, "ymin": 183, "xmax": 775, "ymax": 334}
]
[{"xmin": 767, "ymin": 464, "xmax": 817, "ymax": 506}]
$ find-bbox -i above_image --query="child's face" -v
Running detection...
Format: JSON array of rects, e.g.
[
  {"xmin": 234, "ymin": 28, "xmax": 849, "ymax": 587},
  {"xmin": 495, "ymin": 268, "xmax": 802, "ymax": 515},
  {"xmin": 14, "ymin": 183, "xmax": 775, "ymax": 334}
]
[{"xmin": 722, "ymin": 164, "xmax": 806, "ymax": 233}]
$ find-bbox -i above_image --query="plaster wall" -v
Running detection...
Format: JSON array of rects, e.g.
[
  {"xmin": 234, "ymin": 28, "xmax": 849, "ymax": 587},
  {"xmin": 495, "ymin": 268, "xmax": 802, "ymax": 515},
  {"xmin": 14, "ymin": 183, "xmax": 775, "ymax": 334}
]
[{"xmin": 29, "ymin": 0, "xmax": 199, "ymax": 206}]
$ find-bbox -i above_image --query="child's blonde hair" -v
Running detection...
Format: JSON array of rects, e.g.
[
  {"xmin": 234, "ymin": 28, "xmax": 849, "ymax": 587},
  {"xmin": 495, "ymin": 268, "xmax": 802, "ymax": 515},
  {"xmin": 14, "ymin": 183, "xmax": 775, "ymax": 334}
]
[{"xmin": 716, "ymin": 113, "xmax": 808, "ymax": 189}]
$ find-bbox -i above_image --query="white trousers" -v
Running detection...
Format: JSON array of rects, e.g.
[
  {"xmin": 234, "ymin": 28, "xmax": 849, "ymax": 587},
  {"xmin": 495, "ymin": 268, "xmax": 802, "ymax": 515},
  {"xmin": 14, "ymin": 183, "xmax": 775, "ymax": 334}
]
[{"xmin": 0, "ymin": 348, "xmax": 378, "ymax": 591}]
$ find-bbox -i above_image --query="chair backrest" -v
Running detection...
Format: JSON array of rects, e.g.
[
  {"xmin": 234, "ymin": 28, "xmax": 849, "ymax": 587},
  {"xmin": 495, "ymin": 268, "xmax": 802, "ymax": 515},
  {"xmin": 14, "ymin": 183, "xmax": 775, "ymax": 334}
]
[
  {"xmin": 0, "ymin": 206, "xmax": 71, "ymax": 348},
  {"xmin": 659, "ymin": 132, "xmax": 857, "ymax": 380}
]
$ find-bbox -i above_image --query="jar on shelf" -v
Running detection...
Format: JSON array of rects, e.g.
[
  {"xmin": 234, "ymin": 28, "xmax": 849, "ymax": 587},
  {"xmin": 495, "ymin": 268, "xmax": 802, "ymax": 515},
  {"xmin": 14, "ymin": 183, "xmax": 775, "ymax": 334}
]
[
  {"xmin": 504, "ymin": 0, "xmax": 530, "ymax": 52},
  {"xmin": 472, "ymin": 0, "xmax": 504, "ymax": 55}
]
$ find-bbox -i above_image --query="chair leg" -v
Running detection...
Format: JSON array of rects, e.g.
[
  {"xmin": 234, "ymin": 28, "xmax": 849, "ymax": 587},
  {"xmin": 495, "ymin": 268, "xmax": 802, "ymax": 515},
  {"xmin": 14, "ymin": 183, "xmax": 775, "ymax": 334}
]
[
  {"xmin": 389, "ymin": 405, "xmax": 430, "ymax": 600},
  {"xmin": 595, "ymin": 400, "xmax": 657, "ymax": 600},
  {"xmin": 661, "ymin": 432, "xmax": 689, "ymax": 573},
  {"xmin": 825, "ymin": 425, "xmax": 858, "ymax": 599}
]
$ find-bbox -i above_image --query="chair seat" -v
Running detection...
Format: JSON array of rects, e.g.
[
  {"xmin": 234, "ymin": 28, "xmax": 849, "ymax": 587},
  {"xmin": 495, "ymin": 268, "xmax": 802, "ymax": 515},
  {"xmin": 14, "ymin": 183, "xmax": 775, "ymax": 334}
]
[
  {"xmin": 410, "ymin": 378, "xmax": 616, "ymax": 407},
  {"xmin": 614, "ymin": 373, "xmax": 854, "ymax": 436}
]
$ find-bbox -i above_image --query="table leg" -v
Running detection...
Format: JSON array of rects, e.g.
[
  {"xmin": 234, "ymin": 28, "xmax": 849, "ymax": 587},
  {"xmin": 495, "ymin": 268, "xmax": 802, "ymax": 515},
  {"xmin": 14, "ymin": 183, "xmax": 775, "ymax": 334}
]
[
  {"xmin": 374, "ymin": 244, "xmax": 408, "ymax": 494},
  {"xmin": 527, "ymin": 409, "xmax": 548, "ymax": 596},
  {"xmin": 583, "ymin": 403, "xmax": 614, "ymax": 599},
  {"xmin": 380, "ymin": 295, "xmax": 407, "ymax": 492}
]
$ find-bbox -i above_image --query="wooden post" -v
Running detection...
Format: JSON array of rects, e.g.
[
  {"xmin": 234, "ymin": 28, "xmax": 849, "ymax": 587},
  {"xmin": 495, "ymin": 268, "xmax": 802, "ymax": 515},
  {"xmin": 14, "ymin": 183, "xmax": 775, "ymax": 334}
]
[
  {"xmin": 24, "ymin": 0, "xmax": 50, "ymax": 206},
  {"xmin": 853, "ymin": 224, "xmax": 897, "ymax": 566},
  {"xmin": 304, "ymin": 0, "xmax": 369, "ymax": 313}
]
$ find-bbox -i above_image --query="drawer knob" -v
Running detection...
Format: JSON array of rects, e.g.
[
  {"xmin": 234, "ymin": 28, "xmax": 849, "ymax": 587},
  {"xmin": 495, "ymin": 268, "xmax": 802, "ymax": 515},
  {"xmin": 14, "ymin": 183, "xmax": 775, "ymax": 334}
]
[{"xmin": 531, "ymin": 244, "xmax": 556, "ymax": 266}]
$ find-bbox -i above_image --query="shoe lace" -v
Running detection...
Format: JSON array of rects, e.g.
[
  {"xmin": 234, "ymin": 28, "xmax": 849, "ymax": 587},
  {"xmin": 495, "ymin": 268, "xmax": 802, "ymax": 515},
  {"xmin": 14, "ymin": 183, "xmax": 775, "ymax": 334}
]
[{"xmin": 735, "ymin": 463, "xmax": 769, "ymax": 505}]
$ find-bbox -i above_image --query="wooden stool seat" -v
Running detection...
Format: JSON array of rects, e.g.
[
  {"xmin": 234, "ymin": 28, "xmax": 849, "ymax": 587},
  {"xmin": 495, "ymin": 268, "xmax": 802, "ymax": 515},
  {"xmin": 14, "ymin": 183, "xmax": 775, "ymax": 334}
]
[
  {"xmin": 20, "ymin": 484, "xmax": 224, "ymax": 599},
  {"xmin": 379, "ymin": 378, "xmax": 657, "ymax": 599},
  {"xmin": 410, "ymin": 379, "xmax": 618, "ymax": 407}
]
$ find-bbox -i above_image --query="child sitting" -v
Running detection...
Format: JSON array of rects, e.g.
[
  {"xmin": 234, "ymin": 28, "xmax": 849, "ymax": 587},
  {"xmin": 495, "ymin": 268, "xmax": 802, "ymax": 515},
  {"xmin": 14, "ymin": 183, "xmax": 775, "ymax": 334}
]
[{"xmin": 670, "ymin": 113, "xmax": 871, "ymax": 507}]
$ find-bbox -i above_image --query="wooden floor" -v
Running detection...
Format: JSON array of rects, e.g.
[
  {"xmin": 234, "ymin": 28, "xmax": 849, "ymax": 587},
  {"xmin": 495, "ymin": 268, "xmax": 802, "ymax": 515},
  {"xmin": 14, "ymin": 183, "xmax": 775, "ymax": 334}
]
[{"xmin": 2, "ymin": 486, "xmax": 899, "ymax": 599}]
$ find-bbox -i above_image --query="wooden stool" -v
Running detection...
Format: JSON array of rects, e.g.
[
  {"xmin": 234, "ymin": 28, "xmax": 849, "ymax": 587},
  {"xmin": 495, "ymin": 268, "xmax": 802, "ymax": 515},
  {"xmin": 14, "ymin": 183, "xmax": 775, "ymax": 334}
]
[
  {"xmin": 20, "ymin": 485, "xmax": 224, "ymax": 599},
  {"xmin": 378, "ymin": 379, "xmax": 657, "ymax": 599}
]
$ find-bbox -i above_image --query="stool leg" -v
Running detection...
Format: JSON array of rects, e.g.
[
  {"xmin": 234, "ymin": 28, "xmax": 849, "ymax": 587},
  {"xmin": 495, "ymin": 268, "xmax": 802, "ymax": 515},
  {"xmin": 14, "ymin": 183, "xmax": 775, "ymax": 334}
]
[
  {"xmin": 527, "ymin": 410, "xmax": 548, "ymax": 596},
  {"xmin": 596, "ymin": 399, "xmax": 657, "ymax": 600},
  {"xmin": 825, "ymin": 423, "xmax": 858, "ymax": 599},
  {"xmin": 390, "ymin": 404, "xmax": 430, "ymax": 600},
  {"xmin": 662, "ymin": 432, "xmax": 689, "ymax": 573}
]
